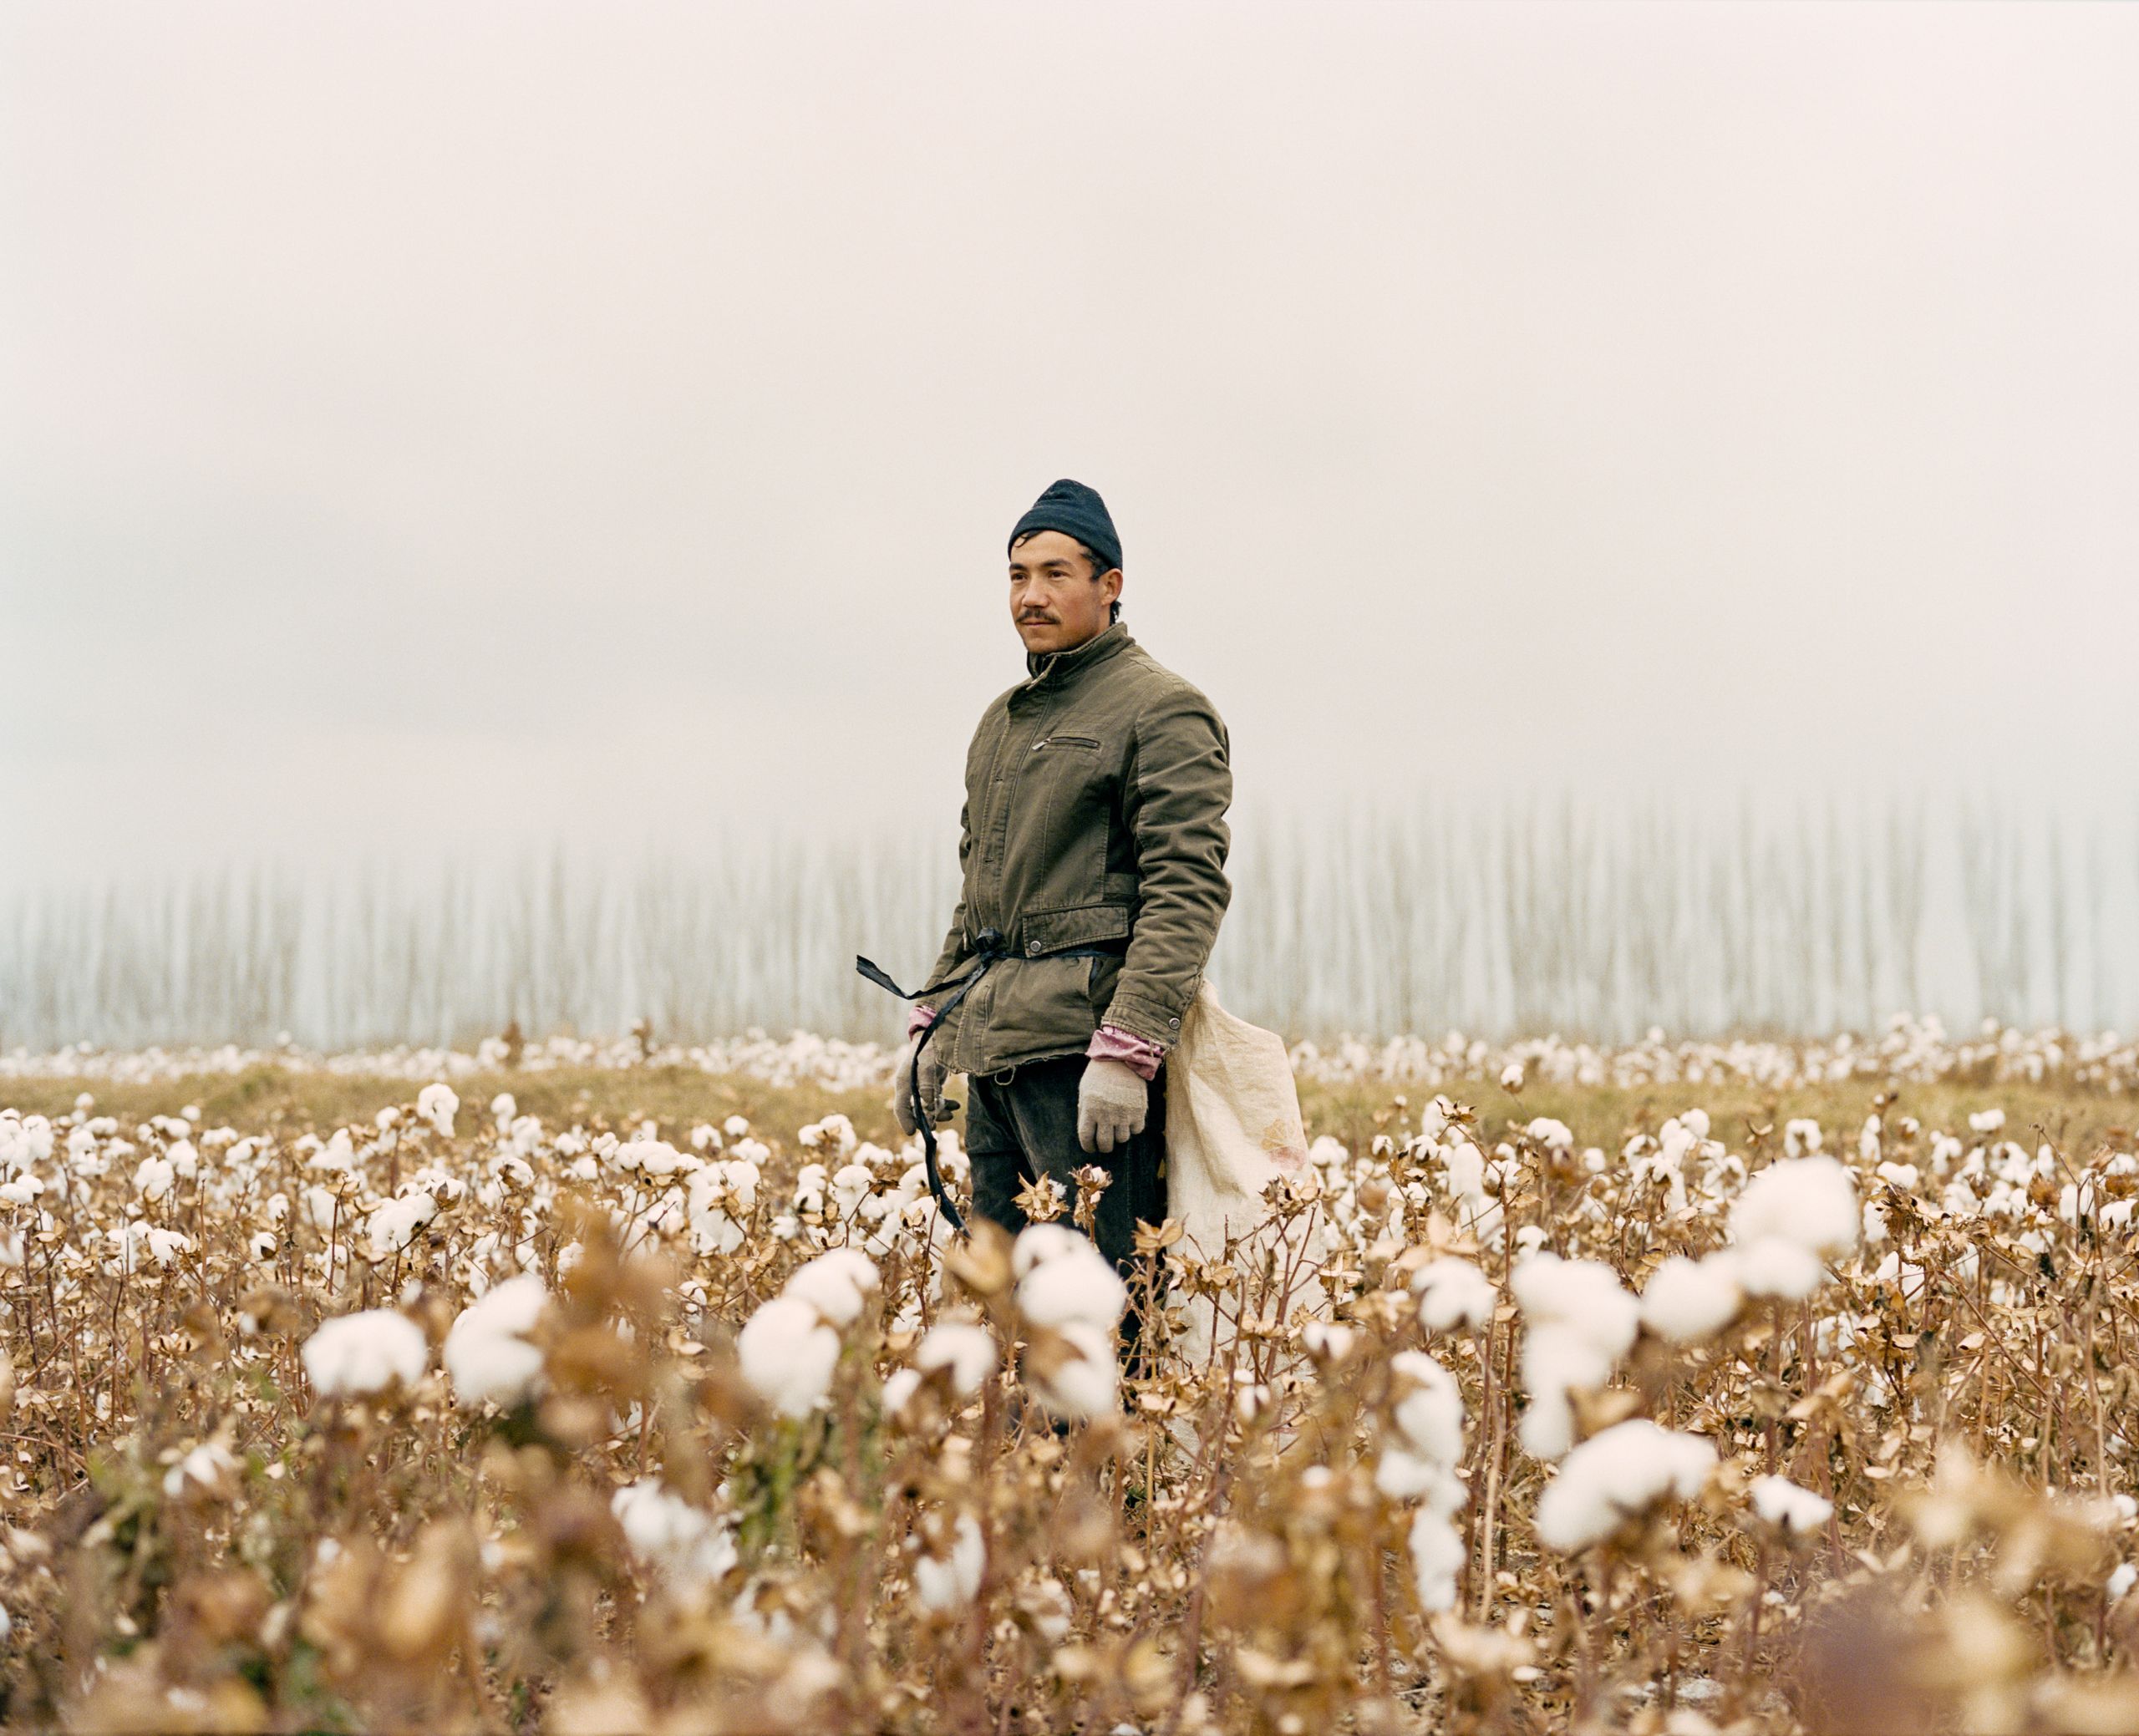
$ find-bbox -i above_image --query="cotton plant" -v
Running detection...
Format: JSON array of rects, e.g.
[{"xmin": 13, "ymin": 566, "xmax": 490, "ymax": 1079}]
[
  {"xmin": 1011, "ymin": 1224, "xmax": 1127, "ymax": 1420},
  {"xmin": 443, "ymin": 1272, "xmax": 548, "ymax": 1409},
  {"xmin": 301, "ymin": 1309, "xmax": 429, "ymax": 1399},
  {"xmin": 1511, "ymin": 1251, "xmax": 1640, "ymax": 1459},
  {"xmin": 734, "ymin": 1247, "xmax": 882, "ymax": 1419},
  {"xmin": 1534, "ymin": 1419, "xmax": 1716, "ymax": 1553}
]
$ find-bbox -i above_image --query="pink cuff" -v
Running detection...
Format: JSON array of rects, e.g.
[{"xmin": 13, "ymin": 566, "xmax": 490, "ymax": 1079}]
[
  {"xmin": 907, "ymin": 1004, "xmax": 936, "ymax": 1039},
  {"xmin": 1087, "ymin": 1023, "xmax": 1165, "ymax": 1081}
]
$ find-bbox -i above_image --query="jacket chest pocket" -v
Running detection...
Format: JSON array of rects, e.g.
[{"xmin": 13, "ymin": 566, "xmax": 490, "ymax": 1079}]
[{"xmin": 1020, "ymin": 734, "xmax": 1110, "ymax": 886}]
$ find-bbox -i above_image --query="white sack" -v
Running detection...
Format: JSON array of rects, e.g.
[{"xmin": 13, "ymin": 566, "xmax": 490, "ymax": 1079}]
[{"xmin": 1164, "ymin": 981, "xmax": 1331, "ymax": 1370}]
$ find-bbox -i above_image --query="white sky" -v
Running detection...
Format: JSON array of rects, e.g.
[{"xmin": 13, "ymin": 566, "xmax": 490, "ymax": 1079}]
[{"xmin": 3, "ymin": 0, "xmax": 2135, "ymax": 882}]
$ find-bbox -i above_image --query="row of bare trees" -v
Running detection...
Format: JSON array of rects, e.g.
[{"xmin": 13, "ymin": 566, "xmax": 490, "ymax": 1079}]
[{"xmin": 3, "ymin": 794, "xmax": 2132, "ymax": 1051}]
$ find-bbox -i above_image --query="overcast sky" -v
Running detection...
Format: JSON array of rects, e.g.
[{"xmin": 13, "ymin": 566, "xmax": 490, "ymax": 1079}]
[{"xmin": 3, "ymin": 0, "xmax": 2135, "ymax": 883}]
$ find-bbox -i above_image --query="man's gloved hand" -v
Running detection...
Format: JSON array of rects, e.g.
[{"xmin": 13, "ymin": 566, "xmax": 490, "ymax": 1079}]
[
  {"xmin": 891, "ymin": 1035, "xmax": 951, "ymax": 1136},
  {"xmin": 1076, "ymin": 1057, "xmax": 1149, "ymax": 1154}
]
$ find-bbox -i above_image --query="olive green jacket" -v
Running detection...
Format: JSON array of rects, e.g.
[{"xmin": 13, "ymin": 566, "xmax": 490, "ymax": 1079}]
[{"xmin": 923, "ymin": 620, "xmax": 1232, "ymax": 1077}]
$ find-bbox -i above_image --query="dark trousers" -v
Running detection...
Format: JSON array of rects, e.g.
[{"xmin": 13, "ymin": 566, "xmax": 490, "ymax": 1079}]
[{"xmin": 966, "ymin": 1054, "xmax": 1167, "ymax": 1352}]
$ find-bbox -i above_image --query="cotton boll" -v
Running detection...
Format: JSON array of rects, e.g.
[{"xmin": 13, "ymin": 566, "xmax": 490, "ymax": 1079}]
[
  {"xmin": 1409, "ymin": 1509, "xmax": 1464, "ymax": 1612},
  {"xmin": 1301, "ymin": 1320, "xmax": 1357, "ymax": 1363},
  {"xmin": 1376, "ymin": 1447, "xmax": 1450, "ymax": 1504},
  {"xmin": 444, "ymin": 1273, "xmax": 548, "ymax": 1408},
  {"xmin": 1535, "ymin": 1419, "xmax": 1716, "ymax": 1552},
  {"xmin": 914, "ymin": 1513, "xmax": 986, "ymax": 1612},
  {"xmin": 1014, "ymin": 1227, "xmax": 1127, "ymax": 1331},
  {"xmin": 133, "ymin": 1155, "xmax": 174, "ymax": 1203},
  {"xmin": 1413, "ymin": 1257, "xmax": 1496, "ymax": 1332},
  {"xmin": 915, "ymin": 1322, "xmax": 997, "ymax": 1397},
  {"xmin": 830, "ymin": 1163, "xmax": 874, "ymax": 1219},
  {"xmin": 612, "ymin": 1480, "xmax": 738, "ymax": 1589},
  {"xmin": 302, "ymin": 1310, "xmax": 429, "ymax": 1398},
  {"xmin": 1525, "ymin": 1117, "xmax": 1573, "ymax": 1151},
  {"xmin": 1748, "ymin": 1474, "xmax": 1834, "ymax": 1537},
  {"xmin": 1639, "ymin": 1255, "xmax": 1744, "ymax": 1344},
  {"xmin": 2111, "ymin": 1563, "xmax": 2137, "ymax": 1603},
  {"xmin": 1388, "ymin": 1351, "xmax": 1465, "ymax": 1475},
  {"xmin": 737, "ymin": 1295, "xmax": 841, "ymax": 1418},
  {"xmin": 1030, "ymin": 1321, "xmax": 1117, "ymax": 1419},
  {"xmin": 881, "ymin": 1368, "xmax": 923, "ymax": 1418},
  {"xmin": 1511, "ymin": 1253, "xmax": 1639, "ymax": 1359},
  {"xmin": 1732, "ymin": 1236, "xmax": 1827, "ymax": 1301},
  {"xmin": 617, "ymin": 1139, "xmax": 683, "ymax": 1177},
  {"xmin": 1517, "ymin": 1307, "xmax": 1638, "ymax": 1462},
  {"xmin": 416, "ymin": 1084, "xmax": 458, "ymax": 1138},
  {"xmin": 784, "ymin": 1247, "xmax": 881, "ymax": 1326},
  {"xmin": 367, "ymin": 1193, "xmax": 437, "ymax": 1261},
  {"xmin": 1730, "ymin": 1156, "xmax": 1859, "ymax": 1260}
]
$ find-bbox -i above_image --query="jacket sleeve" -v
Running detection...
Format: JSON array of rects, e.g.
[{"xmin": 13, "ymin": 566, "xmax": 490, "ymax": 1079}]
[
  {"xmin": 922, "ymin": 794, "xmax": 975, "ymax": 994},
  {"xmin": 1103, "ymin": 687, "xmax": 1232, "ymax": 1050}
]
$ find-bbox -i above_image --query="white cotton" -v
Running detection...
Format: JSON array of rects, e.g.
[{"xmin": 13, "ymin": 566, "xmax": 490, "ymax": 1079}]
[
  {"xmin": 444, "ymin": 1273, "xmax": 548, "ymax": 1408},
  {"xmin": 1516, "ymin": 1334, "xmax": 1608, "ymax": 1460},
  {"xmin": 1732, "ymin": 1236, "xmax": 1827, "ymax": 1301},
  {"xmin": 1639, "ymin": 1255, "xmax": 1744, "ymax": 1344},
  {"xmin": 881, "ymin": 1368, "xmax": 923, "ymax": 1417},
  {"xmin": 612, "ymin": 1479, "xmax": 737, "ymax": 1589},
  {"xmin": 616, "ymin": 1139, "xmax": 683, "ymax": 1177},
  {"xmin": 1749, "ymin": 1474, "xmax": 1833, "ymax": 1536},
  {"xmin": 1030, "ymin": 1320, "xmax": 1117, "ymax": 1420},
  {"xmin": 784, "ymin": 1247, "xmax": 881, "ymax": 1327},
  {"xmin": 133, "ymin": 1155, "xmax": 174, "ymax": 1202},
  {"xmin": 1511, "ymin": 1253, "xmax": 1639, "ymax": 1360},
  {"xmin": 1440, "ymin": 1137, "xmax": 1486, "ymax": 1200},
  {"xmin": 830, "ymin": 1162, "xmax": 874, "ymax": 1219},
  {"xmin": 1730, "ymin": 1156, "xmax": 1860, "ymax": 1260},
  {"xmin": 490, "ymin": 1093, "xmax": 516, "ymax": 1129},
  {"xmin": 1409, "ymin": 1508, "xmax": 1464, "ymax": 1612},
  {"xmin": 367, "ymin": 1192, "xmax": 437, "ymax": 1260},
  {"xmin": 1525, "ymin": 1116, "xmax": 1573, "ymax": 1150},
  {"xmin": 1969, "ymin": 1108, "xmax": 2006, "ymax": 1134},
  {"xmin": 1377, "ymin": 1447, "xmax": 1454, "ymax": 1505},
  {"xmin": 737, "ymin": 1295, "xmax": 841, "ymax": 1419},
  {"xmin": 1302, "ymin": 1320, "xmax": 1357, "ymax": 1362},
  {"xmin": 914, "ymin": 1513, "xmax": 986, "ymax": 1612},
  {"xmin": 915, "ymin": 1322, "xmax": 998, "ymax": 1397},
  {"xmin": 1014, "ymin": 1226, "xmax": 1127, "ymax": 1331},
  {"xmin": 1535, "ymin": 1419, "xmax": 1716, "ymax": 1552},
  {"xmin": 1413, "ymin": 1257, "xmax": 1496, "ymax": 1332},
  {"xmin": 2111, "ymin": 1563, "xmax": 2137, "ymax": 1602},
  {"xmin": 301, "ymin": 1310, "xmax": 429, "ymax": 1398},
  {"xmin": 1389, "ymin": 1350, "xmax": 1465, "ymax": 1474},
  {"xmin": 145, "ymin": 1227, "xmax": 194, "ymax": 1267},
  {"xmin": 161, "ymin": 1439, "xmax": 237, "ymax": 1500},
  {"xmin": 416, "ymin": 1083, "xmax": 458, "ymax": 1138}
]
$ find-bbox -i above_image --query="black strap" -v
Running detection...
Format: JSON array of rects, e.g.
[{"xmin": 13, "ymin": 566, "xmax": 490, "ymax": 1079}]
[{"xmin": 856, "ymin": 926, "xmax": 1123, "ymax": 1238}]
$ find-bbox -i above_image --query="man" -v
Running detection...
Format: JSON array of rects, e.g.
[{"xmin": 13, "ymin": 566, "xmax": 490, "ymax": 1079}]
[{"xmin": 892, "ymin": 478, "xmax": 1233, "ymax": 1297}]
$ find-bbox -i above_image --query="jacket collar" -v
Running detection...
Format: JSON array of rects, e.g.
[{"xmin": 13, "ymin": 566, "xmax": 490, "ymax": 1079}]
[{"xmin": 1022, "ymin": 618, "xmax": 1133, "ymax": 687}]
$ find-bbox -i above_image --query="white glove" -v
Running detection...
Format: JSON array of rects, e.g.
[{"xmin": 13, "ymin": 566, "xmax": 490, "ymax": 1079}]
[
  {"xmin": 1076, "ymin": 1057, "xmax": 1149, "ymax": 1154},
  {"xmin": 891, "ymin": 1033, "xmax": 950, "ymax": 1136}
]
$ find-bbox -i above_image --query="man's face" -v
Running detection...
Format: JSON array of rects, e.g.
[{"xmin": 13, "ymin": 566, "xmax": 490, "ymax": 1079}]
[{"xmin": 1009, "ymin": 530, "xmax": 1121, "ymax": 656}]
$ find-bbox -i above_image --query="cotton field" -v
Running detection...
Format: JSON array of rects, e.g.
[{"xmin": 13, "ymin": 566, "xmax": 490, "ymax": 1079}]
[{"xmin": 0, "ymin": 1037, "xmax": 2136, "ymax": 1732}]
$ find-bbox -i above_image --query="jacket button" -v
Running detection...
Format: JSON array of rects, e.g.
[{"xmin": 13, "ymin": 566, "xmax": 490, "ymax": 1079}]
[
  {"xmin": 1169, "ymin": 1016, "xmax": 1180, "ymax": 1027},
  {"xmin": 1026, "ymin": 940, "xmax": 1042, "ymax": 957}
]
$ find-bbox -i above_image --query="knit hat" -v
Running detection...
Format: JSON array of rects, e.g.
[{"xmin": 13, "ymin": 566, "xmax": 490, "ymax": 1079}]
[{"xmin": 1008, "ymin": 479, "xmax": 1121, "ymax": 574}]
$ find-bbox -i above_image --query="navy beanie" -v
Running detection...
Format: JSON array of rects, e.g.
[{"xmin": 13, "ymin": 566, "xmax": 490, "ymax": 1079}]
[{"xmin": 1008, "ymin": 478, "xmax": 1121, "ymax": 574}]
